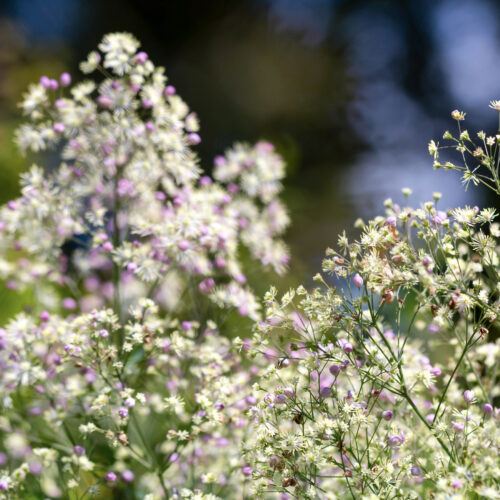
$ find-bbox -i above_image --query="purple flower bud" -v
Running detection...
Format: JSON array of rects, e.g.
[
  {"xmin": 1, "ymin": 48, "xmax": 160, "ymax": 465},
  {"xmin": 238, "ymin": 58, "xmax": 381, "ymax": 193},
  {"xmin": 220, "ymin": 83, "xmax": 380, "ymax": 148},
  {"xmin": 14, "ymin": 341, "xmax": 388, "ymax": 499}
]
[
  {"xmin": 283, "ymin": 387, "xmax": 295, "ymax": 399},
  {"xmin": 0, "ymin": 480, "xmax": 8, "ymax": 491},
  {"xmin": 353, "ymin": 273, "xmax": 364, "ymax": 289},
  {"xmin": 235, "ymin": 273, "xmax": 247, "ymax": 284},
  {"xmin": 382, "ymin": 410, "xmax": 393, "ymax": 421},
  {"xmin": 329, "ymin": 364, "xmax": 340, "ymax": 376},
  {"xmin": 410, "ymin": 466, "xmax": 422, "ymax": 476},
  {"xmin": 431, "ymin": 211, "xmax": 448, "ymax": 226},
  {"xmin": 127, "ymin": 262, "xmax": 137, "ymax": 273},
  {"xmin": 164, "ymin": 85, "xmax": 176, "ymax": 96},
  {"xmin": 199, "ymin": 175, "xmax": 212, "ymax": 186},
  {"xmin": 428, "ymin": 323, "xmax": 439, "ymax": 334},
  {"xmin": 451, "ymin": 479, "xmax": 463, "ymax": 489},
  {"xmin": 245, "ymin": 395, "xmax": 257, "ymax": 405},
  {"xmin": 463, "ymin": 390, "xmax": 475, "ymax": 404},
  {"xmin": 39, "ymin": 311, "xmax": 50, "ymax": 322},
  {"xmin": 242, "ymin": 466, "xmax": 252, "ymax": 476},
  {"xmin": 97, "ymin": 95, "xmax": 113, "ymax": 108},
  {"xmin": 122, "ymin": 470, "xmax": 134, "ymax": 483},
  {"xmin": 53, "ymin": 122, "xmax": 65, "ymax": 134},
  {"xmin": 430, "ymin": 366, "xmax": 442, "ymax": 377},
  {"xmin": 40, "ymin": 75, "xmax": 51, "ymax": 88},
  {"xmin": 343, "ymin": 342, "xmax": 353, "ymax": 353},
  {"xmin": 215, "ymin": 257, "xmax": 226, "ymax": 268},
  {"xmin": 28, "ymin": 406, "xmax": 42, "ymax": 416},
  {"xmin": 451, "ymin": 421, "xmax": 464, "ymax": 433},
  {"xmin": 319, "ymin": 386, "xmax": 332, "ymax": 398},
  {"xmin": 199, "ymin": 277, "xmax": 215, "ymax": 294},
  {"xmin": 62, "ymin": 297, "xmax": 77, "ymax": 310},
  {"xmin": 105, "ymin": 472, "xmax": 117, "ymax": 482},
  {"xmin": 118, "ymin": 407, "xmax": 128, "ymax": 419},
  {"xmin": 124, "ymin": 397, "xmax": 135, "ymax": 408},
  {"xmin": 277, "ymin": 357, "xmax": 289, "ymax": 368},
  {"xmin": 422, "ymin": 256, "xmax": 432, "ymax": 267},
  {"xmin": 60, "ymin": 72, "xmax": 71, "ymax": 86},
  {"xmin": 49, "ymin": 79, "xmax": 59, "ymax": 90},
  {"xmin": 483, "ymin": 403, "xmax": 493, "ymax": 414},
  {"xmin": 102, "ymin": 241, "xmax": 114, "ymax": 252},
  {"xmin": 188, "ymin": 133, "xmax": 201, "ymax": 145},
  {"xmin": 387, "ymin": 432, "xmax": 405, "ymax": 448},
  {"xmin": 337, "ymin": 338, "xmax": 353, "ymax": 353},
  {"xmin": 73, "ymin": 445, "xmax": 85, "ymax": 456},
  {"xmin": 238, "ymin": 305, "xmax": 249, "ymax": 316},
  {"xmin": 135, "ymin": 51, "xmax": 148, "ymax": 64},
  {"xmin": 142, "ymin": 98, "xmax": 153, "ymax": 108},
  {"xmin": 386, "ymin": 216, "xmax": 397, "ymax": 227},
  {"xmin": 178, "ymin": 240, "xmax": 190, "ymax": 251},
  {"xmin": 214, "ymin": 155, "xmax": 226, "ymax": 167}
]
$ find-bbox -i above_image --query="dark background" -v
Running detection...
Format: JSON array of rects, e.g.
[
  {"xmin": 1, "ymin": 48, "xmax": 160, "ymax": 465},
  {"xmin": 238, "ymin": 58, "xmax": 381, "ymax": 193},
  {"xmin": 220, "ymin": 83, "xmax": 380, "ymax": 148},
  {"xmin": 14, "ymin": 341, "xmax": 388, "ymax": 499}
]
[{"xmin": 1, "ymin": 0, "xmax": 499, "ymax": 281}]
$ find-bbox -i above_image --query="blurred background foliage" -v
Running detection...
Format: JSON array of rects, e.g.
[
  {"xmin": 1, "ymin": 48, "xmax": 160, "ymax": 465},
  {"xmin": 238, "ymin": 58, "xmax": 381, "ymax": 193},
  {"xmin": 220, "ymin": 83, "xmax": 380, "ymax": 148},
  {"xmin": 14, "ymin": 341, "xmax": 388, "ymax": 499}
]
[{"xmin": 0, "ymin": 0, "xmax": 499, "ymax": 321}]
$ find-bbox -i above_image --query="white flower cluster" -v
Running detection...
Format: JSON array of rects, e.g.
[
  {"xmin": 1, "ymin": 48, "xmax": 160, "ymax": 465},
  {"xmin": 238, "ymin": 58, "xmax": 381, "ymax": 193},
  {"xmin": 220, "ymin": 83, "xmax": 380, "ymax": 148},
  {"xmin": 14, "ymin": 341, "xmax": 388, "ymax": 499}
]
[
  {"xmin": 7, "ymin": 32, "xmax": 289, "ymax": 319},
  {"xmin": 0, "ymin": 32, "xmax": 287, "ymax": 499},
  {"xmin": 244, "ymin": 182, "xmax": 500, "ymax": 498}
]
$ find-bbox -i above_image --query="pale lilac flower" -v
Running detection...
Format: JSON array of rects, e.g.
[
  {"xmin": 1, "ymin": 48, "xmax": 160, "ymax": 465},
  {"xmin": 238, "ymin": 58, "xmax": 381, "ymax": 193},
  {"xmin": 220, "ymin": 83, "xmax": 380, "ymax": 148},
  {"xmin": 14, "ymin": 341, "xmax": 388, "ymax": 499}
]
[
  {"xmin": 483, "ymin": 403, "xmax": 493, "ymax": 414},
  {"xmin": 463, "ymin": 390, "xmax": 475, "ymax": 404},
  {"xmin": 60, "ymin": 72, "xmax": 71, "ymax": 86},
  {"xmin": 105, "ymin": 472, "xmax": 117, "ymax": 482},
  {"xmin": 122, "ymin": 470, "xmax": 134, "ymax": 483},
  {"xmin": 353, "ymin": 273, "xmax": 364, "ymax": 289}
]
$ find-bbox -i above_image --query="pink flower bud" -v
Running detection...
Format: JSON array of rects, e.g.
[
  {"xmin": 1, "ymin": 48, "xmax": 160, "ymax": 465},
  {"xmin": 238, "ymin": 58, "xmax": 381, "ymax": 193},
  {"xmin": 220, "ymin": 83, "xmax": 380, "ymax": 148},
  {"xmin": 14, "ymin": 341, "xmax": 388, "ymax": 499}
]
[
  {"xmin": 122, "ymin": 470, "xmax": 134, "ymax": 483},
  {"xmin": 40, "ymin": 75, "xmax": 51, "ymax": 88},
  {"xmin": 97, "ymin": 95, "xmax": 113, "ymax": 108},
  {"xmin": 382, "ymin": 410, "xmax": 393, "ymax": 421},
  {"xmin": 329, "ymin": 364, "xmax": 340, "ymax": 376},
  {"xmin": 463, "ymin": 390, "xmax": 475, "ymax": 404},
  {"xmin": 483, "ymin": 403, "xmax": 493, "ymax": 414},
  {"xmin": 102, "ymin": 241, "xmax": 114, "ymax": 252},
  {"xmin": 178, "ymin": 240, "xmax": 190, "ymax": 251},
  {"xmin": 164, "ymin": 85, "xmax": 176, "ymax": 96},
  {"xmin": 62, "ymin": 297, "xmax": 77, "ymax": 310},
  {"xmin": 188, "ymin": 133, "xmax": 201, "ymax": 145},
  {"xmin": 105, "ymin": 472, "xmax": 117, "ymax": 482},
  {"xmin": 199, "ymin": 278, "xmax": 215, "ymax": 294},
  {"xmin": 118, "ymin": 408, "xmax": 128, "ymax": 418},
  {"xmin": 353, "ymin": 273, "xmax": 364, "ymax": 289},
  {"xmin": 53, "ymin": 122, "xmax": 65, "ymax": 134},
  {"xmin": 135, "ymin": 51, "xmax": 148, "ymax": 64},
  {"xmin": 60, "ymin": 72, "xmax": 71, "ymax": 86}
]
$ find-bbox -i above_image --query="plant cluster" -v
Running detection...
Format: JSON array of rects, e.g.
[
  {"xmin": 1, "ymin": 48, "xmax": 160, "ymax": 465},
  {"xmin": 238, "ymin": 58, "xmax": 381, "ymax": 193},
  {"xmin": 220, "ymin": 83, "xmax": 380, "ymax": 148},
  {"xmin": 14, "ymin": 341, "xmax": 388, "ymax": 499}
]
[{"xmin": 0, "ymin": 33, "xmax": 498, "ymax": 499}]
